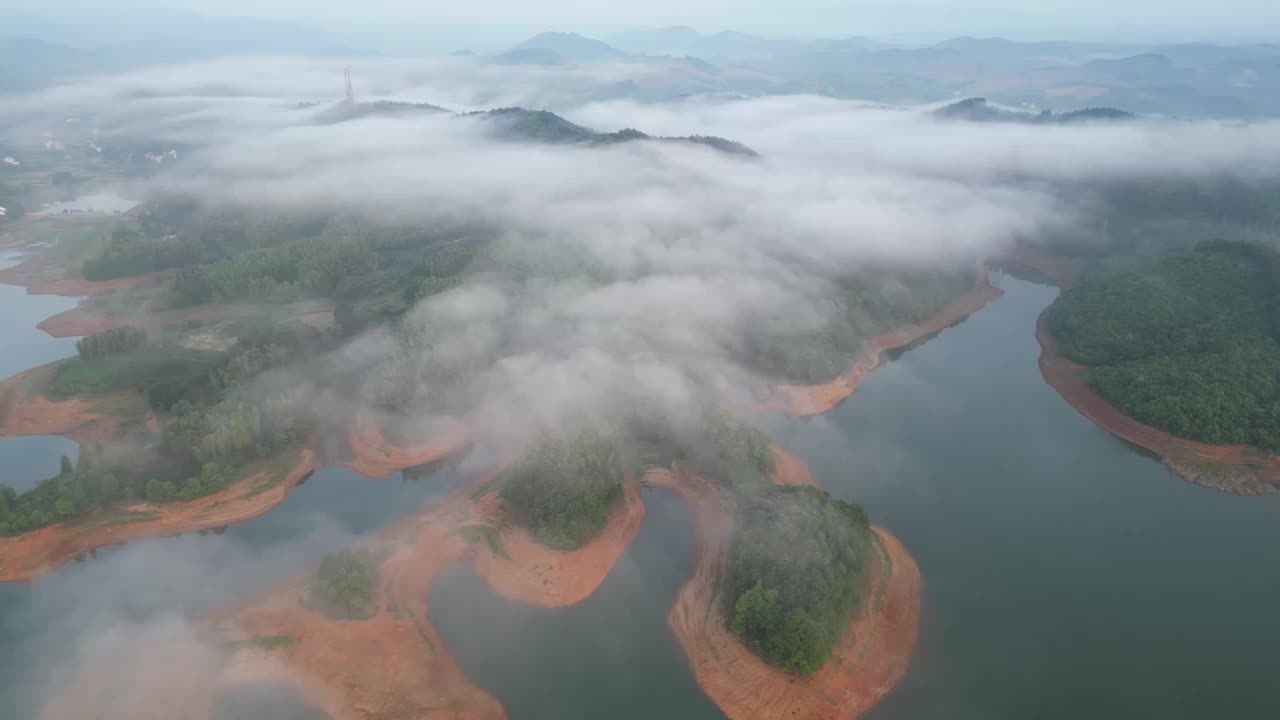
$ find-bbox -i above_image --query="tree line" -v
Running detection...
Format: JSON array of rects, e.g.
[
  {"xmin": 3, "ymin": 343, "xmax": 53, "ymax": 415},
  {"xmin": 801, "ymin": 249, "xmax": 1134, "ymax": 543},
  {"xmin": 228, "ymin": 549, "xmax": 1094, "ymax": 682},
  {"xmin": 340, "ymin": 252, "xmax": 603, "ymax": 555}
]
[
  {"xmin": 1050, "ymin": 242, "xmax": 1280, "ymax": 450},
  {"xmin": 74, "ymin": 326, "xmax": 146, "ymax": 360}
]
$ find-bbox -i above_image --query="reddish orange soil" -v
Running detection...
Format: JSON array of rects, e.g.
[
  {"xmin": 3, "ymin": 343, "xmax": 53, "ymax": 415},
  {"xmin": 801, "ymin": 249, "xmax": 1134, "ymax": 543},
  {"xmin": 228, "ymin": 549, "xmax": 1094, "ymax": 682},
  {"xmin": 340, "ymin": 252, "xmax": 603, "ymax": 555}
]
[
  {"xmin": 0, "ymin": 253, "xmax": 172, "ymax": 297},
  {"xmin": 339, "ymin": 415, "xmax": 472, "ymax": 480},
  {"xmin": 1037, "ymin": 311, "xmax": 1280, "ymax": 495},
  {"xmin": 761, "ymin": 267, "xmax": 1004, "ymax": 416},
  {"xmin": 0, "ymin": 417, "xmax": 473, "ymax": 583},
  {"xmin": 654, "ymin": 458, "xmax": 921, "ymax": 720},
  {"xmin": 471, "ymin": 477, "xmax": 647, "ymax": 607},
  {"xmin": 44, "ymin": 450, "xmax": 922, "ymax": 720},
  {"xmin": 0, "ymin": 365, "xmax": 122, "ymax": 443},
  {"xmin": 0, "ymin": 451, "xmax": 319, "ymax": 583},
  {"xmin": 1009, "ymin": 248, "xmax": 1280, "ymax": 495}
]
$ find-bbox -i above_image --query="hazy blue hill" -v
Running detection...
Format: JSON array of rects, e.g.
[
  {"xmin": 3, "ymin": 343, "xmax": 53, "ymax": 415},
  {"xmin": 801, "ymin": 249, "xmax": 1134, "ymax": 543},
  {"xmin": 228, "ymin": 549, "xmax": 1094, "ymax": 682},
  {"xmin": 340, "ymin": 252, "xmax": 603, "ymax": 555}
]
[
  {"xmin": 0, "ymin": 37, "xmax": 83, "ymax": 90},
  {"xmin": 469, "ymin": 108, "xmax": 598, "ymax": 143},
  {"xmin": 493, "ymin": 48, "xmax": 564, "ymax": 66},
  {"xmin": 509, "ymin": 32, "xmax": 627, "ymax": 63}
]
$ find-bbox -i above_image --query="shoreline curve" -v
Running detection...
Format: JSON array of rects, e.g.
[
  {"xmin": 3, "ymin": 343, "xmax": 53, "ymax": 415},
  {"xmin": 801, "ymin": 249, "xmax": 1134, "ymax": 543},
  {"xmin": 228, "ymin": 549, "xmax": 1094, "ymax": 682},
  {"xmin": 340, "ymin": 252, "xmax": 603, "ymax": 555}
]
[
  {"xmin": 1003, "ymin": 247, "xmax": 1280, "ymax": 496},
  {"xmin": 760, "ymin": 266, "xmax": 1004, "ymax": 417},
  {"xmin": 43, "ymin": 449, "xmax": 921, "ymax": 720}
]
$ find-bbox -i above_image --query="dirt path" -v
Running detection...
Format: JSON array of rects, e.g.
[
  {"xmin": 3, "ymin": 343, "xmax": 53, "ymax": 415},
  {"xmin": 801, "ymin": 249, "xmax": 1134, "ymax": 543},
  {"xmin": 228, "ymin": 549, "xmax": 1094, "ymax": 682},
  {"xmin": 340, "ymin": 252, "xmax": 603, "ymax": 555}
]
[{"xmin": 761, "ymin": 266, "xmax": 1004, "ymax": 416}]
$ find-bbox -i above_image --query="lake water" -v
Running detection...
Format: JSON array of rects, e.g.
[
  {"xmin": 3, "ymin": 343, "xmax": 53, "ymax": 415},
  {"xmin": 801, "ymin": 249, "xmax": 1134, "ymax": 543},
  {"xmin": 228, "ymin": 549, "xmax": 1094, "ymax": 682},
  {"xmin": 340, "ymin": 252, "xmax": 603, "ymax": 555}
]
[
  {"xmin": 3, "ymin": 276, "xmax": 1279, "ymax": 719},
  {"xmin": 0, "ymin": 251, "xmax": 82, "ymax": 492},
  {"xmin": 0, "ymin": 462, "xmax": 475, "ymax": 720},
  {"xmin": 766, "ymin": 278, "xmax": 1280, "ymax": 720}
]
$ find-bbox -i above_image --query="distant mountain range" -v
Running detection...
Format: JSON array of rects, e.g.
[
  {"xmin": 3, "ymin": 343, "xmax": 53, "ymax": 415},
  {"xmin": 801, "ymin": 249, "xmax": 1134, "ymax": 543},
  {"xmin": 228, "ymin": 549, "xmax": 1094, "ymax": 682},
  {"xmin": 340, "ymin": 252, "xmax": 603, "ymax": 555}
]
[
  {"xmin": 5, "ymin": 20, "xmax": 1279, "ymax": 120},
  {"xmin": 491, "ymin": 30, "xmax": 1280, "ymax": 118},
  {"xmin": 497, "ymin": 32, "xmax": 629, "ymax": 64},
  {"xmin": 933, "ymin": 98, "xmax": 1134, "ymax": 124}
]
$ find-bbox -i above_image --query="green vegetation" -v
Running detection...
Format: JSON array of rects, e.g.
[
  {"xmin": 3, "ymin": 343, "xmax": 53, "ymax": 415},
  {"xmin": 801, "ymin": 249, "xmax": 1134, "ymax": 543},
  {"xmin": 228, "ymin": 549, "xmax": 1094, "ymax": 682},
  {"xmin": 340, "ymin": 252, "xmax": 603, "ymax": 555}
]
[
  {"xmin": 498, "ymin": 430, "xmax": 624, "ymax": 551},
  {"xmin": 726, "ymin": 486, "xmax": 872, "ymax": 674},
  {"xmin": 0, "ymin": 447, "xmax": 171, "ymax": 535},
  {"xmin": 306, "ymin": 549, "xmax": 379, "ymax": 620},
  {"xmin": 1, "ymin": 320, "xmax": 322, "ymax": 535},
  {"xmin": 74, "ymin": 326, "xmax": 146, "ymax": 360},
  {"xmin": 49, "ymin": 348, "xmax": 220, "ymax": 401},
  {"xmin": 1050, "ymin": 242, "xmax": 1280, "ymax": 449},
  {"xmin": 743, "ymin": 265, "xmax": 978, "ymax": 384}
]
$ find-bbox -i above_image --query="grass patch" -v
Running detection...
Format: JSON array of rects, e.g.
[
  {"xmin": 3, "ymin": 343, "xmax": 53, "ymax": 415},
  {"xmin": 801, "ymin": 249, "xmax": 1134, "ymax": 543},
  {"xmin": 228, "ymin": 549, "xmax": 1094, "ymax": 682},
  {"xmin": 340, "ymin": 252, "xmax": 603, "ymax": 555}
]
[
  {"xmin": 458, "ymin": 523, "xmax": 510, "ymax": 559},
  {"xmin": 306, "ymin": 548, "xmax": 379, "ymax": 620},
  {"xmin": 48, "ymin": 348, "xmax": 224, "ymax": 400},
  {"xmin": 73, "ymin": 506, "xmax": 162, "ymax": 530}
]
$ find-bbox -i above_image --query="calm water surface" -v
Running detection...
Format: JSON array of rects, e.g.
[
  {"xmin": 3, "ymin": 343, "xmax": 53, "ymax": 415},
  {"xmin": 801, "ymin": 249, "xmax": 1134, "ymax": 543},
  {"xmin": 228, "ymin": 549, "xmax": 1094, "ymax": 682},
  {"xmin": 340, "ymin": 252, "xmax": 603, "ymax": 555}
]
[
  {"xmin": 0, "ymin": 249, "xmax": 82, "ymax": 491},
  {"xmin": 431, "ymin": 277, "xmax": 1280, "ymax": 719},
  {"xmin": 431, "ymin": 490, "xmax": 724, "ymax": 720},
  {"xmin": 2, "ymin": 276, "xmax": 1278, "ymax": 720}
]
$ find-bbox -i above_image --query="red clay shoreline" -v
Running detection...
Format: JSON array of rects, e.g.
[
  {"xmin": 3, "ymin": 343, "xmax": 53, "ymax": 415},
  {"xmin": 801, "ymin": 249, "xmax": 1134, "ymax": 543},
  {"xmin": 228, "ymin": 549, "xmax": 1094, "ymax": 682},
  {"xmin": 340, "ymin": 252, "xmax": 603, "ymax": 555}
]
[
  {"xmin": 43, "ymin": 448, "xmax": 920, "ymax": 720},
  {"xmin": 1004, "ymin": 247, "xmax": 1280, "ymax": 495},
  {"xmin": 0, "ymin": 417, "xmax": 474, "ymax": 583},
  {"xmin": 760, "ymin": 265, "xmax": 1005, "ymax": 416}
]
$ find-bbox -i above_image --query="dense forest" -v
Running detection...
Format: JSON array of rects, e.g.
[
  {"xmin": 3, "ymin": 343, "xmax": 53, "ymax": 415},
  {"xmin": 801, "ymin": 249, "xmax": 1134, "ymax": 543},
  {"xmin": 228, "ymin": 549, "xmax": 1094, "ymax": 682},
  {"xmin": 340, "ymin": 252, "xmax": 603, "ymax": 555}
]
[
  {"xmin": 1049, "ymin": 241, "xmax": 1280, "ymax": 449},
  {"xmin": 726, "ymin": 486, "xmax": 872, "ymax": 674},
  {"xmin": 497, "ymin": 402, "xmax": 872, "ymax": 675},
  {"xmin": 498, "ymin": 430, "xmax": 625, "ymax": 551}
]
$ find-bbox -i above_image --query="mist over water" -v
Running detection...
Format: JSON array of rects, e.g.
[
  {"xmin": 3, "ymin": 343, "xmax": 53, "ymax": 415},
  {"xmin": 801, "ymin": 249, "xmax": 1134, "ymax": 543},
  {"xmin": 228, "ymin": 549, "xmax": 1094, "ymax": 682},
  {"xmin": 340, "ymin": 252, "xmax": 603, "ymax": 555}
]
[
  {"xmin": 0, "ymin": 461, "xmax": 475, "ymax": 720},
  {"xmin": 3, "ymin": 39, "xmax": 1280, "ymax": 719}
]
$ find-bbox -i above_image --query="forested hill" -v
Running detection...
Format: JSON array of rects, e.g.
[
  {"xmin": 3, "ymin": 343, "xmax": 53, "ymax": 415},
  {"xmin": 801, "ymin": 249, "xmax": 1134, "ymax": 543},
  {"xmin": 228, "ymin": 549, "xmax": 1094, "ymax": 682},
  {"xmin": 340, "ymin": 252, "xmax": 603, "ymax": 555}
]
[
  {"xmin": 934, "ymin": 97, "xmax": 1134, "ymax": 124},
  {"xmin": 466, "ymin": 107, "xmax": 759, "ymax": 156},
  {"xmin": 1048, "ymin": 241, "xmax": 1280, "ymax": 450},
  {"xmin": 309, "ymin": 102, "xmax": 757, "ymax": 156}
]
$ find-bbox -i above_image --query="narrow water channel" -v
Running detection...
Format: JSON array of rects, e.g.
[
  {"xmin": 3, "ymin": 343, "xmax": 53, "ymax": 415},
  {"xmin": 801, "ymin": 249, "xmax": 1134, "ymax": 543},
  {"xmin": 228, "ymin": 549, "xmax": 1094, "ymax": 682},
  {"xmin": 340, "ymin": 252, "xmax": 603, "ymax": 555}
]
[{"xmin": 429, "ymin": 489, "xmax": 724, "ymax": 720}]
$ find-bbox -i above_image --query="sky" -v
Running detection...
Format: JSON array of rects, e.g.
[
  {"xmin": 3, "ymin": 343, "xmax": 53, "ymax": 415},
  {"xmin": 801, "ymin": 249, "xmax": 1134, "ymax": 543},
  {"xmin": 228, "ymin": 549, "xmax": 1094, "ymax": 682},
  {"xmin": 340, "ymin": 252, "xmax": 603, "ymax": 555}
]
[{"xmin": 7, "ymin": 0, "xmax": 1280, "ymax": 47}]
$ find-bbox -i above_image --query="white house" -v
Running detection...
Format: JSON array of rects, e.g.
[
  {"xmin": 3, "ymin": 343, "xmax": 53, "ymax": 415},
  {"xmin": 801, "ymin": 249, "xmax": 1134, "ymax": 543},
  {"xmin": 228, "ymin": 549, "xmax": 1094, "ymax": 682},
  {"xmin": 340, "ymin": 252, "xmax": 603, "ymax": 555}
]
[{"xmin": 2, "ymin": 157, "xmax": 19, "ymax": 167}]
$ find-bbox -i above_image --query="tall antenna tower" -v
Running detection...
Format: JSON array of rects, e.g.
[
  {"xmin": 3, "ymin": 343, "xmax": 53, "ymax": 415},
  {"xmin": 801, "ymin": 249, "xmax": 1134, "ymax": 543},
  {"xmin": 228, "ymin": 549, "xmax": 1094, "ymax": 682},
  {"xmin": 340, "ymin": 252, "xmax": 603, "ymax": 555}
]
[{"xmin": 343, "ymin": 66, "xmax": 355, "ymax": 104}]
